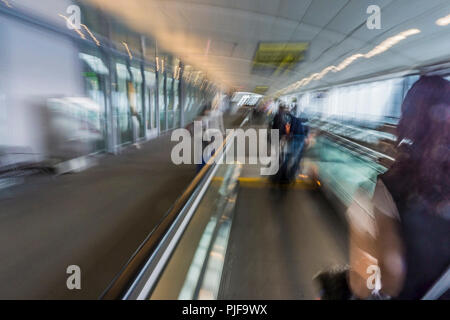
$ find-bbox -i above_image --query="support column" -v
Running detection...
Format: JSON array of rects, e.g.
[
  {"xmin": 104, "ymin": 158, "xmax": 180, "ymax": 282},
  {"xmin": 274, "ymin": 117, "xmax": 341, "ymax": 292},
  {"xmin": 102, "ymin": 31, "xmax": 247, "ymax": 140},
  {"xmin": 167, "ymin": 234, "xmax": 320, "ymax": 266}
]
[
  {"xmin": 103, "ymin": 15, "xmax": 118, "ymax": 154},
  {"xmin": 140, "ymin": 35, "xmax": 147, "ymax": 138},
  {"xmin": 179, "ymin": 62, "xmax": 185, "ymax": 128}
]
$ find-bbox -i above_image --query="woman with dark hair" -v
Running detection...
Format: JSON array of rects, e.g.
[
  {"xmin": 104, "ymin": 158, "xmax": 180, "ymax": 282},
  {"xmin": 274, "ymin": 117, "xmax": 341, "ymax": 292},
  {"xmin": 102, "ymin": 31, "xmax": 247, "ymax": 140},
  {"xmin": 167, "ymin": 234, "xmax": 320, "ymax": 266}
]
[{"xmin": 347, "ymin": 75, "xmax": 450, "ymax": 299}]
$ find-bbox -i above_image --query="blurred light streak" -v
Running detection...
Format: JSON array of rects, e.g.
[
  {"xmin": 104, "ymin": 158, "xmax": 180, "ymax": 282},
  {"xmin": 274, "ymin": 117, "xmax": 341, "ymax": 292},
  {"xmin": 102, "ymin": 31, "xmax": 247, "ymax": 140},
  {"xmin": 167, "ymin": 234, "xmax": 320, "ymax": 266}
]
[
  {"xmin": 210, "ymin": 251, "xmax": 224, "ymax": 261},
  {"xmin": 279, "ymin": 29, "xmax": 421, "ymax": 95},
  {"xmin": 58, "ymin": 14, "xmax": 86, "ymax": 39},
  {"xmin": 198, "ymin": 289, "xmax": 214, "ymax": 300},
  {"xmin": 436, "ymin": 14, "xmax": 450, "ymax": 26},
  {"xmin": 121, "ymin": 41, "xmax": 133, "ymax": 60},
  {"xmin": 205, "ymin": 39, "xmax": 211, "ymax": 56},
  {"xmin": 81, "ymin": 24, "xmax": 101, "ymax": 46},
  {"xmin": 174, "ymin": 66, "xmax": 181, "ymax": 79}
]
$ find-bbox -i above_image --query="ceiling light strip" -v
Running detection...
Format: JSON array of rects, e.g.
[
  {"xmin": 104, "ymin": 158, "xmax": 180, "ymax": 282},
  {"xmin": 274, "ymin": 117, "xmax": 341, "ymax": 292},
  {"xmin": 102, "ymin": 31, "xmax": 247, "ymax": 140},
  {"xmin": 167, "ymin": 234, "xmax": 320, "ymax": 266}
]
[{"xmin": 279, "ymin": 29, "xmax": 421, "ymax": 95}]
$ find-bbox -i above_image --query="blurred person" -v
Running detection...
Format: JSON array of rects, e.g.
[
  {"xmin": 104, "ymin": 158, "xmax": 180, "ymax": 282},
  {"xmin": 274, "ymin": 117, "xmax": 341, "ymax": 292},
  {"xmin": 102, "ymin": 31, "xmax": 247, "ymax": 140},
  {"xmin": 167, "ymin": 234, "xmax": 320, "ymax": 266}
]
[
  {"xmin": 360, "ymin": 75, "xmax": 450, "ymax": 300},
  {"xmin": 208, "ymin": 99, "xmax": 225, "ymax": 135},
  {"xmin": 319, "ymin": 76, "xmax": 450, "ymax": 300},
  {"xmin": 253, "ymin": 100, "xmax": 267, "ymax": 123},
  {"xmin": 193, "ymin": 102, "xmax": 223, "ymax": 173},
  {"xmin": 131, "ymin": 111, "xmax": 141, "ymax": 149},
  {"xmin": 270, "ymin": 102, "xmax": 290, "ymax": 138},
  {"xmin": 291, "ymin": 97, "xmax": 298, "ymax": 116},
  {"xmin": 285, "ymin": 105, "xmax": 309, "ymax": 182},
  {"xmin": 270, "ymin": 102, "xmax": 292, "ymax": 183},
  {"xmin": 223, "ymin": 93, "xmax": 232, "ymax": 114}
]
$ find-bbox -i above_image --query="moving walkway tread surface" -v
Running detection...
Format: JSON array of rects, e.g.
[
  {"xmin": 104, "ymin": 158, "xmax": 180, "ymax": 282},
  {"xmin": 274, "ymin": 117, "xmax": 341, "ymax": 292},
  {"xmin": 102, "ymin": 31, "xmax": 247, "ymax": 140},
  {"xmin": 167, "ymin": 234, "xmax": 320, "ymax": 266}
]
[{"xmin": 218, "ymin": 171, "xmax": 348, "ymax": 300}]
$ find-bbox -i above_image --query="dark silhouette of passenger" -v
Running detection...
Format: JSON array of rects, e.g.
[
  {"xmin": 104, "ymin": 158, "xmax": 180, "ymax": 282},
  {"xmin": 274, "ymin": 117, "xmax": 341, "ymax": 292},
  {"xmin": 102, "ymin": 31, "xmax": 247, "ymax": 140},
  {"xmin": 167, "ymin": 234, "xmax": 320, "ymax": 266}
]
[
  {"xmin": 270, "ymin": 103, "xmax": 292, "ymax": 183},
  {"xmin": 316, "ymin": 76, "xmax": 450, "ymax": 300},
  {"xmin": 270, "ymin": 102, "xmax": 309, "ymax": 184},
  {"xmin": 271, "ymin": 103, "xmax": 290, "ymax": 137},
  {"xmin": 286, "ymin": 110, "xmax": 308, "ymax": 182},
  {"xmin": 346, "ymin": 76, "xmax": 450, "ymax": 300}
]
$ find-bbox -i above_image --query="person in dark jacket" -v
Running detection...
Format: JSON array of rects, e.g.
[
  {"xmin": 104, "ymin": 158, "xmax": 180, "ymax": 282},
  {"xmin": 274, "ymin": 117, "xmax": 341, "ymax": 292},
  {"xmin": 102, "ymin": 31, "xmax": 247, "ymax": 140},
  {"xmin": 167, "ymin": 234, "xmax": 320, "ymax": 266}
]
[
  {"xmin": 270, "ymin": 103, "xmax": 291, "ymax": 182},
  {"xmin": 273, "ymin": 103, "xmax": 309, "ymax": 183},
  {"xmin": 286, "ymin": 112, "xmax": 308, "ymax": 182},
  {"xmin": 271, "ymin": 103, "xmax": 290, "ymax": 137}
]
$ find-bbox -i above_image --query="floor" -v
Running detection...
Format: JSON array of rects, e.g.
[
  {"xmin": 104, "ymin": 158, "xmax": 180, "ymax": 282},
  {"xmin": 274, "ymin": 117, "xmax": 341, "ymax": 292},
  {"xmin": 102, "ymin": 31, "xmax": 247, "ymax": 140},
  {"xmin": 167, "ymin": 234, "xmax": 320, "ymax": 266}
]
[{"xmin": 0, "ymin": 133, "xmax": 197, "ymax": 299}]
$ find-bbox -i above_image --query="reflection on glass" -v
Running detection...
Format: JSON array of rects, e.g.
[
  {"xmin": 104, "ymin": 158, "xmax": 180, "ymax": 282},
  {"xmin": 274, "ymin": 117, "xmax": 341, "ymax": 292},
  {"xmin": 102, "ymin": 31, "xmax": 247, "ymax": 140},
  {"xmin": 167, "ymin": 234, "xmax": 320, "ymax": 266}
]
[
  {"xmin": 115, "ymin": 62, "xmax": 132, "ymax": 144},
  {"xmin": 167, "ymin": 77, "xmax": 174, "ymax": 129},
  {"xmin": 159, "ymin": 73, "xmax": 166, "ymax": 132},
  {"xmin": 174, "ymin": 79, "xmax": 180, "ymax": 127},
  {"xmin": 78, "ymin": 51, "xmax": 108, "ymax": 151},
  {"xmin": 130, "ymin": 66, "xmax": 144, "ymax": 138},
  {"xmin": 144, "ymin": 70, "xmax": 157, "ymax": 131}
]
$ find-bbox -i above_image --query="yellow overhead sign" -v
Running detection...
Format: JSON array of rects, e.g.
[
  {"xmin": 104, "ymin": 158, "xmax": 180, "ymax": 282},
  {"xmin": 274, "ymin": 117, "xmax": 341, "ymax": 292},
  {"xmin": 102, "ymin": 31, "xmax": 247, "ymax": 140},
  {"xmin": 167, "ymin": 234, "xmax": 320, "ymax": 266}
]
[
  {"xmin": 252, "ymin": 42, "xmax": 309, "ymax": 74},
  {"xmin": 253, "ymin": 86, "xmax": 269, "ymax": 94}
]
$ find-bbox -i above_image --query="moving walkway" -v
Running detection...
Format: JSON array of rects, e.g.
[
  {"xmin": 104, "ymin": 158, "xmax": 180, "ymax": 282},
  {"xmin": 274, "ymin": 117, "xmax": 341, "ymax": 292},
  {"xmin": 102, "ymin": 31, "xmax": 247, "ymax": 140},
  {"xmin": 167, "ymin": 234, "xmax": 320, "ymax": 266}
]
[{"xmin": 101, "ymin": 114, "xmax": 349, "ymax": 300}]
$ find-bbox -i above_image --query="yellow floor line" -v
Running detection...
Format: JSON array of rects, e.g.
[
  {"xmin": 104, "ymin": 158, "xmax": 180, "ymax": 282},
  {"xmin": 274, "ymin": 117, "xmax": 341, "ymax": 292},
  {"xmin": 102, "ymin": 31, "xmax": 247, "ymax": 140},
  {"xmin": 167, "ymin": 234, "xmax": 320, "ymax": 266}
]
[{"xmin": 212, "ymin": 176, "xmax": 319, "ymax": 190}]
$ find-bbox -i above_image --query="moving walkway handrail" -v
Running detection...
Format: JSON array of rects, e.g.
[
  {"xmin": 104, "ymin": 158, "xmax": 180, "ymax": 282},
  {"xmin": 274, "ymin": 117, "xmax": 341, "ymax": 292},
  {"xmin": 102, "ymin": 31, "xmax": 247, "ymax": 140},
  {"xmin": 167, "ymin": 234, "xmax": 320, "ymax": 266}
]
[
  {"xmin": 100, "ymin": 112, "xmax": 248, "ymax": 300},
  {"xmin": 312, "ymin": 123, "xmax": 395, "ymax": 167}
]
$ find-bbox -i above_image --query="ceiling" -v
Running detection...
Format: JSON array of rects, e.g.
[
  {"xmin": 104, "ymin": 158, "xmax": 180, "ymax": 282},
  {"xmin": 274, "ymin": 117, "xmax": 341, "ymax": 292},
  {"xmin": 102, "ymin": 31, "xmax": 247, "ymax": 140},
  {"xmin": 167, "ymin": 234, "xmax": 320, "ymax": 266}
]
[{"xmin": 84, "ymin": 0, "xmax": 450, "ymax": 94}]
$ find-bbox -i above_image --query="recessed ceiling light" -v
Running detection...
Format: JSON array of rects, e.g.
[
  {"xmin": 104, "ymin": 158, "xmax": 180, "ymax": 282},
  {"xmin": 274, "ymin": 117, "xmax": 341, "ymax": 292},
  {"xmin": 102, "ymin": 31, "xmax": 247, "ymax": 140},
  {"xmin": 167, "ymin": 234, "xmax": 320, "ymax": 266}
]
[{"xmin": 436, "ymin": 14, "xmax": 450, "ymax": 26}]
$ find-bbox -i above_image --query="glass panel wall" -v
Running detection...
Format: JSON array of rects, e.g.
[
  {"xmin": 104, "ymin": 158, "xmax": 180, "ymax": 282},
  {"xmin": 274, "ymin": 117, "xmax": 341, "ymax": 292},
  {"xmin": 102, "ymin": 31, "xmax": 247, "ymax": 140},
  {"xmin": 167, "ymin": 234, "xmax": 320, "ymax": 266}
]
[
  {"xmin": 301, "ymin": 78, "xmax": 406, "ymax": 125},
  {"xmin": 115, "ymin": 61, "xmax": 132, "ymax": 144},
  {"xmin": 0, "ymin": 0, "xmax": 213, "ymax": 164},
  {"xmin": 174, "ymin": 78, "xmax": 180, "ymax": 128},
  {"xmin": 78, "ymin": 48, "xmax": 108, "ymax": 151},
  {"xmin": 167, "ymin": 76, "xmax": 174, "ymax": 129},
  {"xmin": 144, "ymin": 69, "xmax": 157, "ymax": 131},
  {"xmin": 130, "ymin": 65, "xmax": 145, "ymax": 139}
]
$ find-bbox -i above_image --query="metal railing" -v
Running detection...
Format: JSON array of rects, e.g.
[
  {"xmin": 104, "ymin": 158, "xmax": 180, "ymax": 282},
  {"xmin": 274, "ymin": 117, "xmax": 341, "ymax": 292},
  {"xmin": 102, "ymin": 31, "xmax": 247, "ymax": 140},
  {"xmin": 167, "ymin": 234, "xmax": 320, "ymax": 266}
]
[
  {"xmin": 100, "ymin": 112, "xmax": 249, "ymax": 300},
  {"xmin": 308, "ymin": 119, "xmax": 395, "ymax": 168}
]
